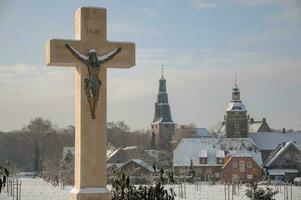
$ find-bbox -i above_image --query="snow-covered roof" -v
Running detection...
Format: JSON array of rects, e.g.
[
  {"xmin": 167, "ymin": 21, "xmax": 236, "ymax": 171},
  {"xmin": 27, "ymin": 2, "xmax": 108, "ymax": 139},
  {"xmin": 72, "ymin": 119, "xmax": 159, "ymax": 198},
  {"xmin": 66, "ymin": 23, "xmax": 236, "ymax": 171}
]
[
  {"xmin": 122, "ymin": 146, "xmax": 138, "ymax": 150},
  {"xmin": 106, "ymin": 146, "xmax": 141, "ymax": 160},
  {"xmin": 195, "ymin": 128, "xmax": 213, "ymax": 138},
  {"xmin": 118, "ymin": 159, "xmax": 154, "ymax": 173},
  {"xmin": 249, "ymin": 121, "xmax": 263, "ymax": 133},
  {"xmin": 249, "ymin": 132, "xmax": 301, "ymax": 150},
  {"xmin": 106, "ymin": 148, "xmax": 119, "ymax": 160},
  {"xmin": 173, "ymin": 137, "xmax": 262, "ymax": 167},
  {"xmin": 229, "ymin": 144, "xmax": 253, "ymax": 158},
  {"xmin": 216, "ymin": 150, "xmax": 225, "ymax": 158},
  {"xmin": 199, "ymin": 150, "xmax": 207, "ymax": 158},
  {"xmin": 268, "ymin": 169, "xmax": 299, "ymax": 176},
  {"xmin": 107, "ymin": 163, "xmax": 123, "ymax": 169},
  {"xmin": 226, "ymin": 101, "xmax": 247, "ymax": 112},
  {"xmin": 265, "ymin": 142, "xmax": 301, "ymax": 167},
  {"xmin": 248, "ymin": 118, "xmax": 271, "ymax": 132}
]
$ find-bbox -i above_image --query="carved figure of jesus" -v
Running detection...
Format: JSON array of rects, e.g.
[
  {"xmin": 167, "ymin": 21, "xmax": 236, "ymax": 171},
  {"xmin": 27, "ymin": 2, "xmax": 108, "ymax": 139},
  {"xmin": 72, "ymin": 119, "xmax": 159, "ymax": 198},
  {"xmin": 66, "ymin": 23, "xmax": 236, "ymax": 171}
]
[{"xmin": 65, "ymin": 43, "xmax": 121, "ymax": 119}]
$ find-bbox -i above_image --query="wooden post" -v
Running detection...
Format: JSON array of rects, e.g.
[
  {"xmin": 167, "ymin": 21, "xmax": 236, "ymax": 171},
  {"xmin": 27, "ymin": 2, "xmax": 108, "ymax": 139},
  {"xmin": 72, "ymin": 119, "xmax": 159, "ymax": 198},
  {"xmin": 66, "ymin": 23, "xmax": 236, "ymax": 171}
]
[
  {"xmin": 18, "ymin": 180, "xmax": 21, "ymax": 200},
  {"xmin": 16, "ymin": 180, "xmax": 19, "ymax": 200},
  {"xmin": 228, "ymin": 184, "xmax": 230, "ymax": 200},
  {"xmin": 291, "ymin": 184, "xmax": 293, "ymax": 200},
  {"xmin": 224, "ymin": 183, "xmax": 226, "ymax": 200}
]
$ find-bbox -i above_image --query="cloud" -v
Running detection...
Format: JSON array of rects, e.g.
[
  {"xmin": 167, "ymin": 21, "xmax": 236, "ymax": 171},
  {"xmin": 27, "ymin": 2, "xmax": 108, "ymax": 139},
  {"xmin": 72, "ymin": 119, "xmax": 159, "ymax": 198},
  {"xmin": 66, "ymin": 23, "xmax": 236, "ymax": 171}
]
[
  {"xmin": 192, "ymin": 0, "xmax": 217, "ymax": 10},
  {"xmin": 1, "ymin": 47, "xmax": 301, "ymax": 132},
  {"xmin": 0, "ymin": 64, "xmax": 74, "ymax": 131},
  {"xmin": 280, "ymin": 0, "xmax": 301, "ymax": 24},
  {"xmin": 109, "ymin": 48, "xmax": 301, "ymax": 131},
  {"xmin": 231, "ymin": 0, "xmax": 275, "ymax": 6}
]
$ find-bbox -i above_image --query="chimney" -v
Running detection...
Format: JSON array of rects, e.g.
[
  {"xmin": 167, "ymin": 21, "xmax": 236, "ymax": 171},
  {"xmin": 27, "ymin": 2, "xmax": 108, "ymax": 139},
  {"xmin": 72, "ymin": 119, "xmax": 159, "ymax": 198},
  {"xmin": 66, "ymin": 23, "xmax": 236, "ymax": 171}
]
[
  {"xmin": 250, "ymin": 118, "xmax": 254, "ymax": 123},
  {"xmin": 262, "ymin": 118, "xmax": 266, "ymax": 123},
  {"xmin": 282, "ymin": 128, "xmax": 286, "ymax": 133}
]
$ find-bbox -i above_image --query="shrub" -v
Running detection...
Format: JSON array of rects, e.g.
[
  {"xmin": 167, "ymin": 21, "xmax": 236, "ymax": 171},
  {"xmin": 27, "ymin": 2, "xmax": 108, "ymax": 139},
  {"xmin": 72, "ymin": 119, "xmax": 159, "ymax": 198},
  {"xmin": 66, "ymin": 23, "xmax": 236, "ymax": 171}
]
[
  {"xmin": 245, "ymin": 182, "xmax": 278, "ymax": 200},
  {"xmin": 112, "ymin": 173, "xmax": 176, "ymax": 200}
]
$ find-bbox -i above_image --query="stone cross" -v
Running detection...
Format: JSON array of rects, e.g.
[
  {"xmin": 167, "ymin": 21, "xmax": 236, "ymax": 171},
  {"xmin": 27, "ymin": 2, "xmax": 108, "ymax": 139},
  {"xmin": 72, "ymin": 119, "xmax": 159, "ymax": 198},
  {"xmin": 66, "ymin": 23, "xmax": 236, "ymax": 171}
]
[{"xmin": 45, "ymin": 7, "xmax": 135, "ymax": 200}]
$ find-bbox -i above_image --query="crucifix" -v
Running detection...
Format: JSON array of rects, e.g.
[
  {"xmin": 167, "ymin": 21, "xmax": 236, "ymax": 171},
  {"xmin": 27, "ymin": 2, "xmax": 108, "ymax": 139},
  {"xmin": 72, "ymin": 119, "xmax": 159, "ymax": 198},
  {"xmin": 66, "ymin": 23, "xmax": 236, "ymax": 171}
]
[{"xmin": 45, "ymin": 7, "xmax": 135, "ymax": 200}]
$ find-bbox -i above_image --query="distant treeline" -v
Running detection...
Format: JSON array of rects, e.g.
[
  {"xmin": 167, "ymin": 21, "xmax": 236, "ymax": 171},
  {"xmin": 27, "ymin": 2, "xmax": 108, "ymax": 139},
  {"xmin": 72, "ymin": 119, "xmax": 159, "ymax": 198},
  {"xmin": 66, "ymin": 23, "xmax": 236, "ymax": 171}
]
[{"xmin": 0, "ymin": 118, "xmax": 151, "ymax": 172}]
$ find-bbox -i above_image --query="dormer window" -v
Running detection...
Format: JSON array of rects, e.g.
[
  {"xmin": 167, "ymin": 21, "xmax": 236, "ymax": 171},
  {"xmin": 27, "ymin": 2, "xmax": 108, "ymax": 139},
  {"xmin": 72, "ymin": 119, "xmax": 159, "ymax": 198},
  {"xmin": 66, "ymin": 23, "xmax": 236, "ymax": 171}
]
[
  {"xmin": 199, "ymin": 157, "xmax": 207, "ymax": 164},
  {"xmin": 217, "ymin": 157, "xmax": 223, "ymax": 164},
  {"xmin": 199, "ymin": 150, "xmax": 207, "ymax": 164}
]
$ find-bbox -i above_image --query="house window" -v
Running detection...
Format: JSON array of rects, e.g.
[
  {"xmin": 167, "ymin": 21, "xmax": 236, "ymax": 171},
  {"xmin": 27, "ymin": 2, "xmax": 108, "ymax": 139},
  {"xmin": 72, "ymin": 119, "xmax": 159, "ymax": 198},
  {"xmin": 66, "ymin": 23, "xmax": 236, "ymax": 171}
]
[
  {"xmin": 247, "ymin": 162, "xmax": 252, "ymax": 168},
  {"xmin": 284, "ymin": 154, "xmax": 290, "ymax": 161},
  {"xmin": 215, "ymin": 172, "xmax": 220, "ymax": 178},
  {"xmin": 206, "ymin": 168, "xmax": 212, "ymax": 174},
  {"xmin": 239, "ymin": 161, "xmax": 245, "ymax": 172},
  {"xmin": 294, "ymin": 155, "xmax": 301, "ymax": 162},
  {"xmin": 217, "ymin": 158, "xmax": 223, "ymax": 164},
  {"xmin": 232, "ymin": 162, "xmax": 238, "ymax": 169},
  {"xmin": 199, "ymin": 158, "xmax": 207, "ymax": 164}
]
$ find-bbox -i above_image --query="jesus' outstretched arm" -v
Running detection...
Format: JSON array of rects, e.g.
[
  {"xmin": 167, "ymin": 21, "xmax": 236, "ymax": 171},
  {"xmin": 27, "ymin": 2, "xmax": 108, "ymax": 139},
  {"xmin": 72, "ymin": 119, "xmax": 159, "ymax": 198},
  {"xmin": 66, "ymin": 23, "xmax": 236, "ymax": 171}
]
[
  {"xmin": 97, "ymin": 47, "xmax": 121, "ymax": 65},
  {"xmin": 65, "ymin": 43, "xmax": 89, "ymax": 64}
]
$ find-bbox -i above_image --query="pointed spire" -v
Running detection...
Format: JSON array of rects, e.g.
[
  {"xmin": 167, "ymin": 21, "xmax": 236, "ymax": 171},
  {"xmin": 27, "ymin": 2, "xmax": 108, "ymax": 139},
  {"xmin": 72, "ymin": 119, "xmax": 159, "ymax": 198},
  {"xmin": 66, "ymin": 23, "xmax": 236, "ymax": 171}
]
[
  {"xmin": 235, "ymin": 73, "xmax": 238, "ymax": 88},
  {"xmin": 153, "ymin": 66, "xmax": 173, "ymax": 123}
]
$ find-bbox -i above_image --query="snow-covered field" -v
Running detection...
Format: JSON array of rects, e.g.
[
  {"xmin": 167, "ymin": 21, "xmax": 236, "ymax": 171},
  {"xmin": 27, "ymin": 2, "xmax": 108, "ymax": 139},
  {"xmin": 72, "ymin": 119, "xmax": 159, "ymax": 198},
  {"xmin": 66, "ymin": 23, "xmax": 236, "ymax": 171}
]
[{"xmin": 0, "ymin": 178, "xmax": 301, "ymax": 200}]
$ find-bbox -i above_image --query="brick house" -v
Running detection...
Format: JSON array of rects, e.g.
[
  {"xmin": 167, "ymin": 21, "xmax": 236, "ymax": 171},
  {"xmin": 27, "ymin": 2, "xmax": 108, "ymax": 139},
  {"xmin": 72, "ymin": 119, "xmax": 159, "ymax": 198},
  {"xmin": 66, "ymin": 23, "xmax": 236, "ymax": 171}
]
[
  {"xmin": 173, "ymin": 138, "xmax": 262, "ymax": 181},
  {"xmin": 222, "ymin": 144, "xmax": 262, "ymax": 183},
  {"xmin": 264, "ymin": 141, "xmax": 301, "ymax": 182}
]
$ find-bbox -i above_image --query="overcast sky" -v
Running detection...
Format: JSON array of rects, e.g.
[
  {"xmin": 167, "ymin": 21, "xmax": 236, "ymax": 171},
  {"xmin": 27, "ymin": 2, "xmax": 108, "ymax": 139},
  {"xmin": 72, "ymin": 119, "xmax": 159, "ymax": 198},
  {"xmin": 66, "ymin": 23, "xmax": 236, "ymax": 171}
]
[{"xmin": 0, "ymin": 0, "xmax": 300, "ymax": 131}]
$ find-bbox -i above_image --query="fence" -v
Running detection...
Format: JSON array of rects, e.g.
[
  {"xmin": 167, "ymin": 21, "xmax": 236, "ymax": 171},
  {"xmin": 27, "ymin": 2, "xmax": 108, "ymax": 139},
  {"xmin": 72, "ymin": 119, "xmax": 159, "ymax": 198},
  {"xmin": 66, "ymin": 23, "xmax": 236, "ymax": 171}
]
[{"xmin": 6, "ymin": 178, "xmax": 22, "ymax": 200}]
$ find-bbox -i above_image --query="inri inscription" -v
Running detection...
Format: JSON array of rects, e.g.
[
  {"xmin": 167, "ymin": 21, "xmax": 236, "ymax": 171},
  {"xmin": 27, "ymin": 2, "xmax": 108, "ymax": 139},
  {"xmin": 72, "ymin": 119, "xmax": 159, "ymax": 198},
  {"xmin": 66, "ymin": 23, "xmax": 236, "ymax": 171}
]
[{"xmin": 86, "ymin": 28, "xmax": 101, "ymax": 34}]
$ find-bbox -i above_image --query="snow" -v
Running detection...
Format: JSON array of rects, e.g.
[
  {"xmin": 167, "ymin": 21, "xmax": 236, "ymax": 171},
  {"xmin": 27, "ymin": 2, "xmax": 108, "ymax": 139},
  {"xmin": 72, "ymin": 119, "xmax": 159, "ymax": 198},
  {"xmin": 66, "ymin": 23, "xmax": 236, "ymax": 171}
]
[
  {"xmin": 199, "ymin": 150, "xmax": 207, "ymax": 158},
  {"xmin": 216, "ymin": 150, "xmax": 225, "ymax": 158},
  {"xmin": 230, "ymin": 144, "xmax": 253, "ymax": 158},
  {"xmin": 1, "ymin": 178, "xmax": 301, "ymax": 200},
  {"xmin": 248, "ymin": 121, "xmax": 263, "ymax": 132},
  {"xmin": 226, "ymin": 101, "xmax": 247, "ymax": 112},
  {"xmin": 119, "ymin": 159, "xmax": 154, "ymax": 172},
  {"xmin": 268, "ymin": 169, "xmax": 299, "ymax": 176},
  {"xmin": 265, "ymin": 142, "xmax": 301, "ymax": 167},
  {"xmin": 173, "ymin": 138, "xmax": 262, "ymax": 167},
  {"xmin": 249, "ymin": 132, "xmax": 301, "ymax": 150}
]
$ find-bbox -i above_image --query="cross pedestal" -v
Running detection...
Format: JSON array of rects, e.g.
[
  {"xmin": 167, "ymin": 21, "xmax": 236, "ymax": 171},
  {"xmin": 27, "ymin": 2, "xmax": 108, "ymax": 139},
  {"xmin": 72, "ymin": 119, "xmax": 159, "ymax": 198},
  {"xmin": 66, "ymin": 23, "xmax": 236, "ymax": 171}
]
[{"xmin": 45, "ymin": 7, "xmax": 135, "ymax": 200}]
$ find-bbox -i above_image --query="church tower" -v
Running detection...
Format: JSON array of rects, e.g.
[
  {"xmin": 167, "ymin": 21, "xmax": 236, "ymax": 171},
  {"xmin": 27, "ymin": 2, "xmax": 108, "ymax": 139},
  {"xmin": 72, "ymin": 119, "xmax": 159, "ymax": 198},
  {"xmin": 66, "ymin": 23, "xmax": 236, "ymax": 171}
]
[
  {"xmin": 151, "ymin": 67, "xmax": 175, "ymax": 151},
  {"xmin": 224, "ymin": 77, "xmax": 249, "ymax": 138}
]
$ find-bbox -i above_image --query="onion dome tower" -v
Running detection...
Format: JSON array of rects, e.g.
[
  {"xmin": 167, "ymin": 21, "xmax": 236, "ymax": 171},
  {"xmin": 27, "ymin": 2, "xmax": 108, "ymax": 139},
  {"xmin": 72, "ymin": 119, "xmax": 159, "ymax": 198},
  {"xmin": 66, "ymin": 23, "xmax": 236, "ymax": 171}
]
[{"xmin": 224, "ymin": 76, "xmax": 249, "ymax": 138}]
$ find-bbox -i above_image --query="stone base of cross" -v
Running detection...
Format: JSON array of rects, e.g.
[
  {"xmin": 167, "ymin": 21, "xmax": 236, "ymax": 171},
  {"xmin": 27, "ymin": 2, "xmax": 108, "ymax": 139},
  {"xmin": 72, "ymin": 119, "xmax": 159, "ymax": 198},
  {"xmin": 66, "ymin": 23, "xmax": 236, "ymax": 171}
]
[{"xmin": 45, "ymin": 7, "xmax": 135, "ymax": 200}]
